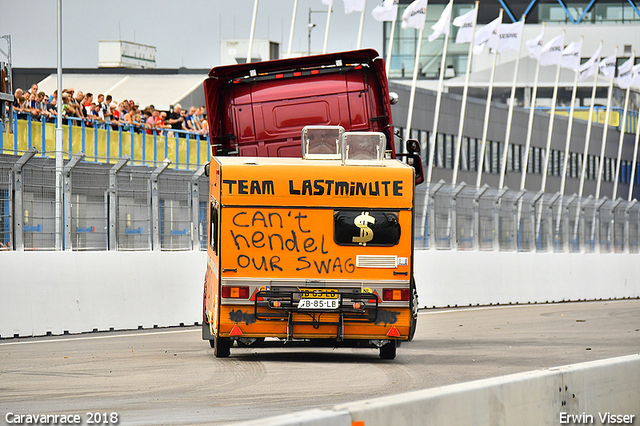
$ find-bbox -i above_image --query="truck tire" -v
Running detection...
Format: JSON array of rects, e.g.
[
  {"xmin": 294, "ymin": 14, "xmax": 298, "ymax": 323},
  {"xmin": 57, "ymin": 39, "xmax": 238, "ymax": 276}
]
[
  {"xmin": 214, "ymin": 336, "xmax": 231, "ymax": 358},
  {"xmin": 379, "ymin": 341, "xmax": 396, "ymax": 359}
]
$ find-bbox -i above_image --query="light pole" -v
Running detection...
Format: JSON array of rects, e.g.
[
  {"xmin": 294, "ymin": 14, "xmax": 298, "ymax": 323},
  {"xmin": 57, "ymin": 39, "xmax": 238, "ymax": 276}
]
[{"xmin": 308, "ymin": 8, "xmax": 328, "ymax": 56}]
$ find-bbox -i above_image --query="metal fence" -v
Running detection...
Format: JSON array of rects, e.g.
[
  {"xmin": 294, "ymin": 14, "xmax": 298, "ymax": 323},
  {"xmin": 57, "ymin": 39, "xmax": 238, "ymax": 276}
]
[
  {"xmin": 415, "ymin": 181, "xmax": 640, "ymax": 253},
  {"xmin": 2, "ymin": 151, "xmax": 640, "ymax": 254},
  {"xmin": 0, "ymin": 152, "xmax": 208, "ymax": 251},
  {"xmin": 0, "ymin": 162, "xmax": 10, "ymax": 250}
]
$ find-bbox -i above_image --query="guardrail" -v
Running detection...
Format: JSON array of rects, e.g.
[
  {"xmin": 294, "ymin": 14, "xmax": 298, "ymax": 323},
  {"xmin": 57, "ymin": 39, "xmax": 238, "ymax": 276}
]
[
  {"xmin": 0, "ymin": 152, "xmax": 208, "ymax": 251},
  {"xmin": 414, "ymin": 182, "xmax": 640, "ymax": 253},
  {"xmin": 1, "ymin": 112, "xmax": 210, "ymax": 170},
  {"xmin": 230, "ymin": 354, "xmax": 640, "ymax": 426}
]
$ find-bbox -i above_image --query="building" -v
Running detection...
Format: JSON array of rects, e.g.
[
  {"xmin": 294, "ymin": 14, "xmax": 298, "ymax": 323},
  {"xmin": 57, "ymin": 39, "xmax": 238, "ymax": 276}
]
[{"xmin": 385, "ymin": 0, "xmax": 640, "ymax": 201}]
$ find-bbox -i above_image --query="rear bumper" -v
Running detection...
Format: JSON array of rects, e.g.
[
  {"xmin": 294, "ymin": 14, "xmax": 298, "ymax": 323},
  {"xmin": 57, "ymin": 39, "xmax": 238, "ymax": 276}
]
[{"xmin": 218, "ymin": 304, "xmax": 411, "ymax": 341}]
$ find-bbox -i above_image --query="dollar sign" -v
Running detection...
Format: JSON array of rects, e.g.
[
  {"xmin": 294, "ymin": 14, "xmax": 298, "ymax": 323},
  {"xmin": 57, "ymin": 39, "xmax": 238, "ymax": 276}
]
[{"xmin": 353, "ymin": 212, "xmax": 375, "ymax": 246}]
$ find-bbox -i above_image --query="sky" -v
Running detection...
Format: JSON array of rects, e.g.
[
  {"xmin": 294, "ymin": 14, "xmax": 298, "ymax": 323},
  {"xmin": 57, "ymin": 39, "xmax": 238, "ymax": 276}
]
[{"xmin": 0, "ymin": 0, "xmax": 385, "ymax": 69}]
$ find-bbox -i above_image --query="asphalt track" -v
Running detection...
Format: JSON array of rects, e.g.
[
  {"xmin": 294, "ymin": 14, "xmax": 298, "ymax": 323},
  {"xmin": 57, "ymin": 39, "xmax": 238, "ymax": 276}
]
[{"xmin": 1, "ymin": 300, "xmax": 639, "ymax": 426}]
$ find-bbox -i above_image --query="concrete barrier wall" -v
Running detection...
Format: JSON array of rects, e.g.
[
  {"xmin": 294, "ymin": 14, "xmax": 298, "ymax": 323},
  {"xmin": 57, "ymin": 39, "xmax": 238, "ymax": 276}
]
[
  {"xmin": 231, "ymin": 354, "xmax": 640, "ymax": 426},
  {"xmin": 1, "ymin": 250, "xmax": 640, "ymax": 338},
  {"xmin": 414, "ymin": 250, "xmax": 640, "ymax": 308},
  {"xmin": 0, "ymin": 251, "xmax": 207, "ymax": 338}
]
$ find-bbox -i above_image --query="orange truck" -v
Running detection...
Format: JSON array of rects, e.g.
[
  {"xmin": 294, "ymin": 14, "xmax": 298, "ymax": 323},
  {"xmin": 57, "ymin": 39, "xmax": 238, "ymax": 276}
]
[{"xmin": 202, "ymin": 128, "xmax": 418, "ymax": 358}]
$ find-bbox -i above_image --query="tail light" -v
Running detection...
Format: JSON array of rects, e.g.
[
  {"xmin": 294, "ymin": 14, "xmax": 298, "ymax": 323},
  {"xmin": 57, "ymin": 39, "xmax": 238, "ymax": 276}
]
[
  {"xmin": 382, "ymin": 288, "xmax": 410, "ymax": 301},
  {"xmin": 221, "ymin": 285, "xmax": 250, "ymax": 299}
]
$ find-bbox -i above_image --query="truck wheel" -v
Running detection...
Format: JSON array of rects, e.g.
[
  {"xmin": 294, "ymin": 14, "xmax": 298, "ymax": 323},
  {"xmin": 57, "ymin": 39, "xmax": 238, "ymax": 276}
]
[
  {"xmin": 379, "ymin": 341, "xmax": 396, "ymax": 359},
  {"xmin": 214, "ymin": 336, "xmax": 231, "ymax": 358}
]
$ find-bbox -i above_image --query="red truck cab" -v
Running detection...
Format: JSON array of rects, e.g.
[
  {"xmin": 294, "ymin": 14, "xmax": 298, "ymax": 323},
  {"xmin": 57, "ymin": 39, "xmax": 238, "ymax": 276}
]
[{"xmin": 204, "ymin": 49, "xmax": 420, "ymax": 174}]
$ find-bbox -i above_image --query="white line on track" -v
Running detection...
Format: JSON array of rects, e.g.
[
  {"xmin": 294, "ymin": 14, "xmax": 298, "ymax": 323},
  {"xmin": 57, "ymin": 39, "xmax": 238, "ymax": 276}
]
[
  {"xmin": 0, "ymin": 328, "xmax": 199, "ymax": 346},
  {"xmin": 418, "ymin": 305, "xmax": 526, "ymax": 315}
]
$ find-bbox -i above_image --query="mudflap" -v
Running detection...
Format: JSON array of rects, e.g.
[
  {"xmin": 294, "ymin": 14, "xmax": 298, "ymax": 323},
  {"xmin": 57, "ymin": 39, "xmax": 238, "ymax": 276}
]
[{"xmin": 408, "ymin": 279, "xmax": 419, "ymax": 341}]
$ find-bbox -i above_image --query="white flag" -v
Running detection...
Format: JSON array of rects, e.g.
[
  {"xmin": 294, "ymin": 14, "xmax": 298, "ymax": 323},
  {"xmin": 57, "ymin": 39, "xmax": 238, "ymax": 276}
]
[
  {"xmin": 633, "ymin": 64, "xmax": 640, "ymax": 88},
  {"xmin": 496, "ymin": 20, "xmax": 524, "ymax": 53},
  {"xmin": 561, "ymin": 40, "xmax": 582, "ymax": 70},
  {"xmin": 452, "ymin": 8, "xmax": 476, "ymax": 44},
  {"xmin": 473, "ymin": 16, "xmax": 501, "ymax": 55},
  {"xmin": 428, "ymin": 1, "xmax": 452, "ymax": 42},
  {"xmin": 526, "ymin": 31, "xmax": 544, "ymax": 59},
  {"xmin": 599, "ymin": 55, "xmax": 617, "ymax": 79},
  {"xmin": 343, "ymin": 0, "xmax": 365, "ymax": 14},
  {"xmin": 538, "ymin": 34, "xmax": 564, "ymax": 66},
  {"xmin": 618, "ymin": 57, "xmax": 634, "ymax": 89},
  {"xmin": 371, "ymin": 0, "xmax": 398, "ymax": 22},
  {"xmin": 401, "ymin": 0, "xmax": 428, "ymax": 30},
  {"xmin": 578, "ymin": 46, "xmax": 601, "ymax": 82},
  {"xmin": 322, "ymin": 0, "xmax": 333, "ymax": 6}
]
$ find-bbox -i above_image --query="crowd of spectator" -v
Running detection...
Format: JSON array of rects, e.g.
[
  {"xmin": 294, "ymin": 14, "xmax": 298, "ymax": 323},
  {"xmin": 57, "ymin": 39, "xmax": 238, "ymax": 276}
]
[{"xmin": 9, "ymin": 83, "xmax": 209, "ymax": 137}]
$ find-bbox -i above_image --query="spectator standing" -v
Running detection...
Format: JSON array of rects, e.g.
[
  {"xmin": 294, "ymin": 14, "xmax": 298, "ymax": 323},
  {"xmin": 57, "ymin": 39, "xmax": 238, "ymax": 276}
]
[
  {"xmin": 156, "ymin": 111, "xmax": 168, "ymax": 136},
  {"xmin": 97, "ymin": 94, "xmax": 111, "ymax": 122},
  {"xmin": 110, "ymin": 101, "xmax": 120, "ymax": 129},
  {"xmin": 83, "ymin": 93, "xmax": 94, "ymax": 117},
  {"xmin": 145, "ymin": 108, "xmax": 159, "ymax": 135},
  {"xmin": 46, "ymin": 97, "xmax": 58, "ymax": 122},
  {"xmin": 34, "ymin": 92, "xmax": 49, "ymax": 119},
  {"xmin": 188, "ymin": 106, "xmax": 202, "ymax": 132},
  {"xmin": 13, "ymin": 88, "xmax": 26, "ymax": 117},
  {"xmin": 72, "ymin": 91, "xmax": 85, "ymax": 121},
  {"xmin": 61, "ymin": 93, "xmax": 72, "ymax": 124},
  {"xmin": 181, "ymin": 108, "xmax": 195, "ymax": 132},
  {"xmin": 167, "ymin": 104, "xmax": 184, "ymax": 137}
]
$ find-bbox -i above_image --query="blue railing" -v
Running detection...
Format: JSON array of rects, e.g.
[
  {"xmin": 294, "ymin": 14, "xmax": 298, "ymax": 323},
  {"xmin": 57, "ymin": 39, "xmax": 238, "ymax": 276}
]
[{"xmin": 1, "ymin": 112, "xmax": 211, "ymax": 170}]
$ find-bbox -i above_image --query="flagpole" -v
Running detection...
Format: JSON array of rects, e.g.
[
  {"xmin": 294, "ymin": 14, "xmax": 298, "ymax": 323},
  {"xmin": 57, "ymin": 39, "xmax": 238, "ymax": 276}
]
[
  {"xmin": 575, "ymin": 41, "xmax": 602, "ymax": 245},
  {"xmin": 559, "ymin": 36, "xmax": 583, "ymax": 197},
  {"xmin": 247, "ymin": 0, "xmax": 259, "ymax": 63},
  {"xmin": 554, "ymin": 37, "xmax": 583, "ymax": 249},
  {"xmin": 426, "ymin": 0, "xmax": 452, "ymax": 185},
  {"xmin": 578, "ymin": 41, "xmax": 602, "ymax": 200},
  {"xmin": 451, "ymin": 2, "xmax": 478, "ymax": 185},
  {"xmin": 612, "ymin": 52, "xmax": 634, "ymax": 200},
  {"xmin": 356, "ymin": 0, "xmax": 368, "ymax": 49},
  {"xmin": 540, "ymin": 30, "xmax": 565, "ymax": 193},
  {"xmin": 498, "ymin": 16, "xmax": 526, "ymax": 189},
  {"xmin": 286, "ymin": 0, "xmax": 299, "ymax": 58},
  {"xmin": 590, "ymin": 46, "xmax": 618, "ymax": 251},
  {"xmin": 55, "ymin": 0, "xmax": 63, "ymax": 250},
  {"xmin": 595, "ymin": 46, "xmax": 618, "ymax": 201},
  {"xmin": 520, "ymin": 24, "xmax": 545, "ymax": 191},
  {"xmin": 322, "ymin": 1, "xmax": 332, "ymax": 54},
  {"xmin": 385, "ymin": 7, "xmax": 398, "ymax": 76},
  {"xmin": 629, "ymin": 108, "xmax": 640, "ymax": 202},
  {"xmin": 476, "ymin": 9, "xmax": 503, "ymax": 188},
  {"xmin": 405, "ymin": 3, "xmax": 429, "ymax": 150}
]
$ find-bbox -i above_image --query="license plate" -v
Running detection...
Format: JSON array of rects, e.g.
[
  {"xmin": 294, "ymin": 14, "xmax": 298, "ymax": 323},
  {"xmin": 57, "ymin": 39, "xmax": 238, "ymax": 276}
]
[
  {"xmin": 297, "ymin": 299, "xmax": 340, "ymax": 309},
  {"xmin": 299, "ymin": 288, "xmax": 338, "ymax": 299}
]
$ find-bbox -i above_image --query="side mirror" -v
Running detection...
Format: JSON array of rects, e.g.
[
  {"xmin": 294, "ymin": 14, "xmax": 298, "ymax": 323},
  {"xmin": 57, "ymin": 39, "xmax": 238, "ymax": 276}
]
[
  {"xmin": 204, "ymin": 163, "xmax": 210, "ymax": 177},
  {"xmin": 408, "ymin": 154, "xmax": 424, "ymax": 185},
  {"xmin": 389, "ymin": 92, "xmax": 399, "ymax": 105},
  {"xmin": 406, "ymin": 139, "xmax": 420, "ymax": 154}
]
